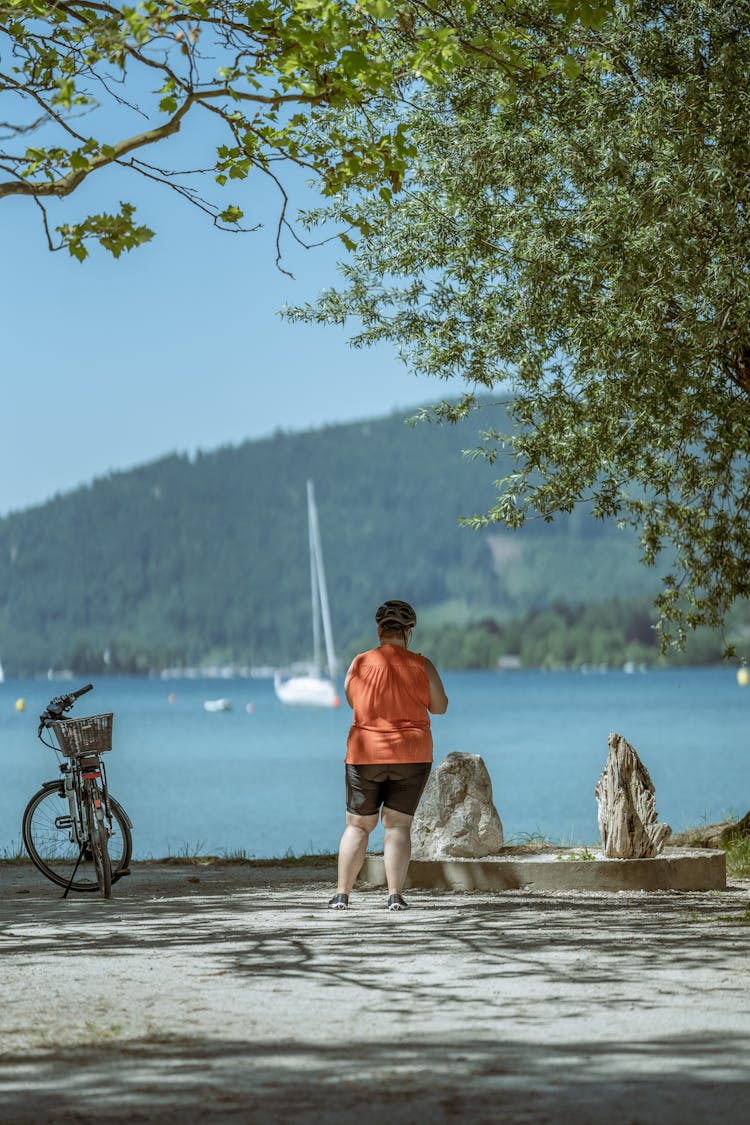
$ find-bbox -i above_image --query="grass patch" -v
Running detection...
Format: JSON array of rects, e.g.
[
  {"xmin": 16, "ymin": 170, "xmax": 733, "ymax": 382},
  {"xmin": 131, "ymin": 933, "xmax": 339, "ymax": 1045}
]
[
  {"xmin": 503, "ymin": 831, "xmax": 557, "ymax": 854},
  {"xmin": 504, "ymin": 831, "xmax": 601, "ymax": 857},
  {"xmin": 557, "ymin": 847, "xmax": 596, "ymax": 862},
  {"xmin": 253, "ymin": 852, "xmax": 338, "ymax": 869},
  {"xmin": 143, "ymin": 847, "xmax": 337, "ymax": 868},
  {"xmin": 0, "ymin": 839, "xmax": 28, "ymax": 863},
  {"xmin": 675, "ymin": 828, "xmax": 711, "ymax": 847},
  {"xmin": 508, "ymin": 830, "xmax": 553, "ymax": 846},
  {"xmin": 725, "ymin": 835, "xmax": 750, "ymax": 878}
]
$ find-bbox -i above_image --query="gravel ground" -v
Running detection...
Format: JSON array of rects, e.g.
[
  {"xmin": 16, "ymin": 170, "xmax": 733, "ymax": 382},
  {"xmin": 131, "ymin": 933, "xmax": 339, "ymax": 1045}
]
[{"xmin": 1, "ymin": 861, "xmax": 749, "ymax": 1123}]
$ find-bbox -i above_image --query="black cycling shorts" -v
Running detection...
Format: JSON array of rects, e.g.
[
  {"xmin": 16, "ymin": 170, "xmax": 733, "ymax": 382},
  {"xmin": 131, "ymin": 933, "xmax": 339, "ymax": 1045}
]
[{"xmin": 345, "ymin": 762, "xmax": 432, "ymax": 818}]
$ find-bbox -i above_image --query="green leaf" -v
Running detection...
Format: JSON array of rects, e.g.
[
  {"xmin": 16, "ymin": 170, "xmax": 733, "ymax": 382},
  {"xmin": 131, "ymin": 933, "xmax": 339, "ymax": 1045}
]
[{"xmin": 218, "ymin": 205, "xmax": 244, "ymax": 224}]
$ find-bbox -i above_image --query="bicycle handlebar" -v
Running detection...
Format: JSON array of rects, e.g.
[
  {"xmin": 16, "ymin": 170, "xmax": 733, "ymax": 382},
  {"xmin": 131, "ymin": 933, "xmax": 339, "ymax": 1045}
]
[
  {"xmin": 38, "ymin": 682, "xmax": 94, "ymax": 733},
  {"xmin": 68, "ymin": 683, "xmax": 94, "ymax": 702}
]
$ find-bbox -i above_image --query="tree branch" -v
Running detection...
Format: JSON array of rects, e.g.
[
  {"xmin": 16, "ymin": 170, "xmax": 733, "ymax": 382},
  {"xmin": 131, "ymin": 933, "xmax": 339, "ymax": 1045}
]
[{"xmin": 0, "ymin": 95, "xmax": 195, "ymax": 199}]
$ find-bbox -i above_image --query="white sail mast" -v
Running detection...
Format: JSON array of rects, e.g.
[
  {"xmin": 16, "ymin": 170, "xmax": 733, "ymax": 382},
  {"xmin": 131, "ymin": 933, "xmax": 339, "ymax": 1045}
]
[
  {"xmin": 307, "ymin": 479, "xmax": 337, "ymax": 680},
  {"xmin": 308, "ymin": 480, "xmax": 322, "ymax": 673}
]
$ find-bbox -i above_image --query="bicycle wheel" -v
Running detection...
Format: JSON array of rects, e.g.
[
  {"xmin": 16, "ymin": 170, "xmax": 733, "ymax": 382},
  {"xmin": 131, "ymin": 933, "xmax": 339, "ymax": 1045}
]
[
  {"xmin": 22, "ymin": 782, "xmax": 132, "ymax": 892},
  {"xmin": 85, "ymin": 788, "xmax": 112, "ymax": 899}
]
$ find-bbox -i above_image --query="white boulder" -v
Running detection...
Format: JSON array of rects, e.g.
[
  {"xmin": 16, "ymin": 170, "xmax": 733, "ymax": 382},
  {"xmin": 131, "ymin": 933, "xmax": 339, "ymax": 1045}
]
[{"xmin": 411, "ymin": 751, "xmax": 504, "ymax": 859}]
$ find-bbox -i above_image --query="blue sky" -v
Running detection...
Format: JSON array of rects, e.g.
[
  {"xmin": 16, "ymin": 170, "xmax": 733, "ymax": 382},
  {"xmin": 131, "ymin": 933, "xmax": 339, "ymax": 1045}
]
[{"xmin": 1, "ymin": 146, "xmax": 447, "ymax": 516}]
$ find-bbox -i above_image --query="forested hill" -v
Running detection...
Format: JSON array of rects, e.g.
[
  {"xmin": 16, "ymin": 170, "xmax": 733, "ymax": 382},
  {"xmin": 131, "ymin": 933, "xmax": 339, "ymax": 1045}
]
[{"xmin": 0, "ymin": 407, "xmax": 660, "ymax": 674}]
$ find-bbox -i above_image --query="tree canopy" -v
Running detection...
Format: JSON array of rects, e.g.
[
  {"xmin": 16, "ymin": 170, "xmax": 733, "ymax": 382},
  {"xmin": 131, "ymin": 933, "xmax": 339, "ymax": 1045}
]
[
  {"xmin": 290, "ymin": 0, "xmax": 750, "ymax": 649},
  {"xmin": 0, "ymin": 0, "xmax": 611, "ymax": 258}
]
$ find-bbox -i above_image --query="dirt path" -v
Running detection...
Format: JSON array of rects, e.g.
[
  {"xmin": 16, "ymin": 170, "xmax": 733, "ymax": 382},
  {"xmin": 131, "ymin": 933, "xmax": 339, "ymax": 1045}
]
[{"xmin": 1, "ymin": 862, "xmax": 749, "ymax": 1123}]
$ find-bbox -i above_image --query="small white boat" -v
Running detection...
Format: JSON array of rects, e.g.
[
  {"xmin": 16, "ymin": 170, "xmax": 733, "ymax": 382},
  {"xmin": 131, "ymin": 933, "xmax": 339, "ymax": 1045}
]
[
  {"xmin": 203, "ymin": 698, "xmax": 232, "ymax": 712},
  {"xmin": 274, "ymin": 480, "xmax": 340, "ymax": 709},
  {"xmin": 274, "ymin": 670, "xmax": 339, "ymax": 708}
]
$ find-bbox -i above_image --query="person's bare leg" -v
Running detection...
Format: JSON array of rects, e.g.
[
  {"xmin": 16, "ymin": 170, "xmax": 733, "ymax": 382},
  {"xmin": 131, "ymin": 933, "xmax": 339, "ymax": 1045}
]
[
  {"xmin": 382, "ymin": 807, "xmax": 414, "ymax": 896},
  {"xmin": 336, "ymin": 812, "xmax": 378, "ymax": 894}
]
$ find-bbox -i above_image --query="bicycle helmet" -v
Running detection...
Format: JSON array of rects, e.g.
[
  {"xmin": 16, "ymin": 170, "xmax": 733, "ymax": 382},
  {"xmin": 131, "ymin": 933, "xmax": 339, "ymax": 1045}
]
[{"xmin": 375, "ymin": 600, "xmax": 417, "ymax": 631}]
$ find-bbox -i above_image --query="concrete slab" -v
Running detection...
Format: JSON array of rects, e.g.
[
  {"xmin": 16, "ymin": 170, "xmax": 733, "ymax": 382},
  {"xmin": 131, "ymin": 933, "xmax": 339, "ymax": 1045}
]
[{"xmin": 359, "ymin": 846, "xmax": 726, "ymax": 892}]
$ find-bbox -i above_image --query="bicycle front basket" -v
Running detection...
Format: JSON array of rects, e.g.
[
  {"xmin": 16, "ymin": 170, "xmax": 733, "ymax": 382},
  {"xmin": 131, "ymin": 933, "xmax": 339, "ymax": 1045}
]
[{"xmin": 51, "ymin": 713, "xmax": 113, "ymax": 757}]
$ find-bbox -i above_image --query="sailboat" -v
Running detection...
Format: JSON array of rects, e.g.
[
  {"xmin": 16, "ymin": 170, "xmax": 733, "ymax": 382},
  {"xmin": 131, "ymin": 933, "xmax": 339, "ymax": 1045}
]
[{"xmin": 274, "ymin": 481, "xmax": 340, "ymax": 708}]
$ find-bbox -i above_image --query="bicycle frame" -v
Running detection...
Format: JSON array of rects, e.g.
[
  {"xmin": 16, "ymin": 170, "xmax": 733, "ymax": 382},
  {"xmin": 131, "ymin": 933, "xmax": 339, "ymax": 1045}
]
[
  {"xmin": 44, "ymin": 753, "xmax": 111, "ymax": 897},
  {"xmin": 58, "ymin": 755, "xmax": 110, "ymax": 848}
]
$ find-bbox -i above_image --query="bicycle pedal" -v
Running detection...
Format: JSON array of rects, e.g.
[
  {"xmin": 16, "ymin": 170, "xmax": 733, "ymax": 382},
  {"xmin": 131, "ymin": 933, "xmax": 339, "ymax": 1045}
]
[{"xmin": 114, "ymin": 868, "xmax": 131, "ymax": 877}]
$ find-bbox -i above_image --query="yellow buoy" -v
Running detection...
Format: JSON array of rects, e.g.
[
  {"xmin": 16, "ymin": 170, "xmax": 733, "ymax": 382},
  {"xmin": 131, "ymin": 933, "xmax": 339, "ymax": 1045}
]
[
  {"xmin": 15, "ymin": 698, "xmax": 25, "ymax": 711},
  {"xmin": 737, "ymin": 667, "xmax": 749, "ymax": 687}
]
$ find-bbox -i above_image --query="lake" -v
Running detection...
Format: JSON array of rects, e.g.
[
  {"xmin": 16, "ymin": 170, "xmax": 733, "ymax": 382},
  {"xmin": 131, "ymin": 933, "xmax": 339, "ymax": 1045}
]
[{"xmin": 1, "ymin": 668, "xmax": 747, "ymax": 860}]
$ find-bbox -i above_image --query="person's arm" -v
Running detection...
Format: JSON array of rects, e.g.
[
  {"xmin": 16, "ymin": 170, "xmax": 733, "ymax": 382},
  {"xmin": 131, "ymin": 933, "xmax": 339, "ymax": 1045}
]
[
  {"xmin": 424, "ymin": 657, "xmax": 448, "ymax": 714},
  {"xmin": 344, "ymin": 659, "xmax": 356, "ymax": 708}
]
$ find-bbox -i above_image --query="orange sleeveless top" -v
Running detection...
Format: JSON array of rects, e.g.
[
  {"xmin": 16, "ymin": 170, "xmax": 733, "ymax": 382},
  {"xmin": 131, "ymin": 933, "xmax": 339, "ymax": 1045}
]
[{"xmin": 345, "ymin": 644, "xmax": 433, "ymax": 765}]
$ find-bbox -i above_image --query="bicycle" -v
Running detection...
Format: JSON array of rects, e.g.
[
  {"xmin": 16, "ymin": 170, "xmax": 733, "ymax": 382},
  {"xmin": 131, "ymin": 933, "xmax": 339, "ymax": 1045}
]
[{"xmin": 22, "ymin": 683, "xmax": 133, "ymax": 898}]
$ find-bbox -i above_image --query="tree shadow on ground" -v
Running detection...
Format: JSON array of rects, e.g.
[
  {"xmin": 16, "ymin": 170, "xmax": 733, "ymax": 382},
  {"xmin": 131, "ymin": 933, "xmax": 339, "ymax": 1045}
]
[
  {"xmin": 2, "ymin": 885, "xmax": 747, "ymax": 997},
  {"xmin": 0, "ymin": 1031, "xmax": 748, "ymax": 1124},
  {"xmin": 2, "ymin": 880, "xmax": 749, "ymax": 1124}
]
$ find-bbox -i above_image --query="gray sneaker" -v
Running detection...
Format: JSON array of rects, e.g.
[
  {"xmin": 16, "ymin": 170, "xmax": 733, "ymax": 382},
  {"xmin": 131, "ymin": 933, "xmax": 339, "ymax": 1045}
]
[
  {"xmin": 387, "ymin": 893, "xmax": 409, "ymax": 911},
  {"xmin": 328, "ymin": 893, "xmax": 349, "ymax": 910}
]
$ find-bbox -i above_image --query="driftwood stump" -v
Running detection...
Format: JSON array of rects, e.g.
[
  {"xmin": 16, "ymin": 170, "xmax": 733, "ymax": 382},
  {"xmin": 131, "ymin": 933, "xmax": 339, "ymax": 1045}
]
[{"xmin": 595, "ymin": 733, "xmax": 671, "ymax": 859}]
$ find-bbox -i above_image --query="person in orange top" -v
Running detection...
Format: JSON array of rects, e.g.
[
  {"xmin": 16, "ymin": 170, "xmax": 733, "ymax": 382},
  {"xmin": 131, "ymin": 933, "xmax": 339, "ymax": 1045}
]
[{"xmin": 328, "ymin": 600, "xmax": 448, "ymax": 912}]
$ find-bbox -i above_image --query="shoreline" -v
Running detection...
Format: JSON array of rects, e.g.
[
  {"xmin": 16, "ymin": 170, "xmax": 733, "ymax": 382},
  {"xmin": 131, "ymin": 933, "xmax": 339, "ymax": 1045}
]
[
  {"xmin": 2, "ymin": 662, "xmax": 745, "ymax": 681},
  {"xmin": 0, "ymin": 837, "xmax": 735, "ymax": 868}
]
